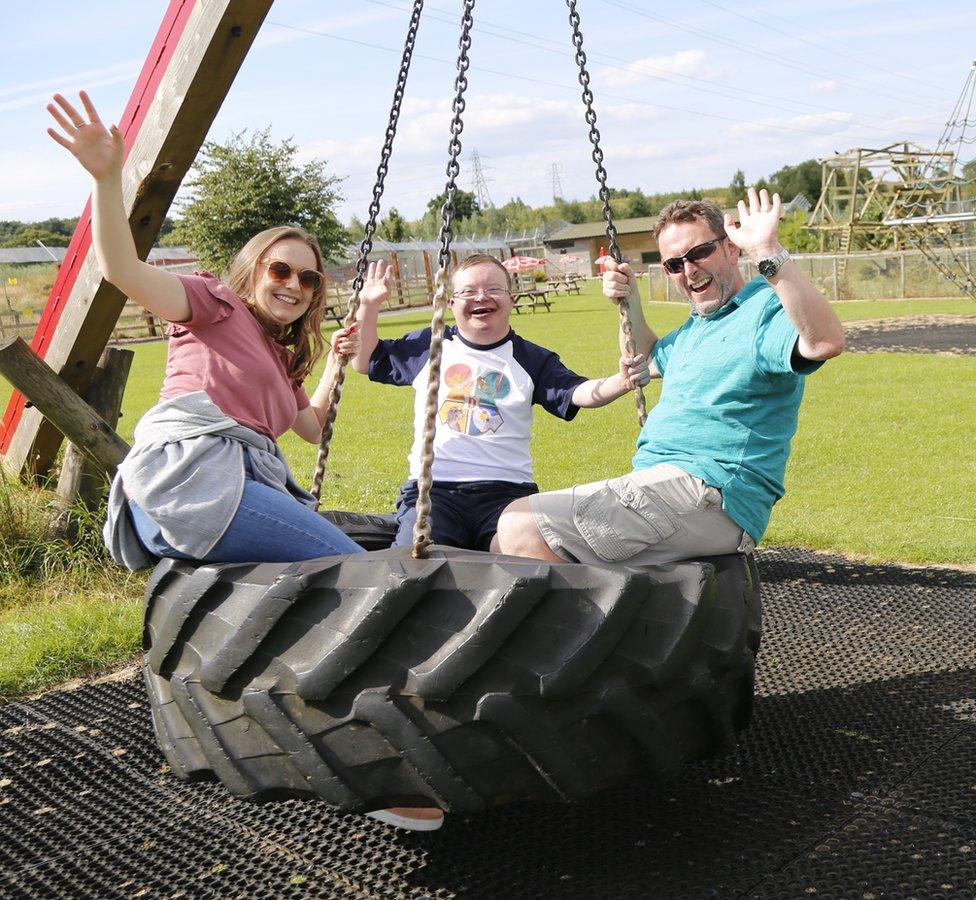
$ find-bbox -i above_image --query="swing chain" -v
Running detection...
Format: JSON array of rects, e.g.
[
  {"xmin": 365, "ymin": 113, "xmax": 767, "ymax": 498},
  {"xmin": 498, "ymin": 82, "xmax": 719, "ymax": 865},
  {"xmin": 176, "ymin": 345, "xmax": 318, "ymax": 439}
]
[
  {"xmin": 412, "ymin": 0, "xmax": 476, "ymax": 558},
  {"xmin": 352, "ymin": 0, "xmax": 425, "ymax": 293},
  {"xmin": 566, "ymin": 0, "xmax": 620, "ymax": 263},
  {"xmin": 566, "ymin": 0, "xmax": 646, "ymax": 425},
  {"xmin": 309, "ymin": 1, "xmax": 425, "ymax": 505},
  {"xmin": 436, "ymin": 0, "xmax": 475, "ymax": 271}
]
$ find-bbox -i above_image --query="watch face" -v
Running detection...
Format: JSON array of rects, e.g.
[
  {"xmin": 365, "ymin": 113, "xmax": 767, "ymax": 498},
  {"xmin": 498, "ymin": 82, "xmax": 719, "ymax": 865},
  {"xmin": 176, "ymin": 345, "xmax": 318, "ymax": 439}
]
[{"xmin": 758, "ymin": 259, "xmax": 776, "ymax": 277}]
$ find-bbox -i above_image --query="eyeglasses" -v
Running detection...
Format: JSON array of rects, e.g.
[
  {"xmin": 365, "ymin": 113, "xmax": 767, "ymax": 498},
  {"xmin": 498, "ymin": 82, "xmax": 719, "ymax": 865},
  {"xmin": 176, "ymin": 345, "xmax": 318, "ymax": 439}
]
[
  {"xmin": 452, "ymin": 287, "xmax": 510, "ymax": 302},
  {"xmin": 661, "ymin": 238, "xmax": 724, "ymax": 274},
  {"xmin": 261, "ymin": 259, "xmax": 324, "ymax": 291}
]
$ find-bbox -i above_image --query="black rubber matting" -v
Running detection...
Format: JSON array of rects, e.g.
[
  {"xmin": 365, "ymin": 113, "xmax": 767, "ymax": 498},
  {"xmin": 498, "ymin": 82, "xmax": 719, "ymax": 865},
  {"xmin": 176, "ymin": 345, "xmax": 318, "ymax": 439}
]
[{"xmin": 1, "ymin": 547, "xmax": 974, "ymax": 898}]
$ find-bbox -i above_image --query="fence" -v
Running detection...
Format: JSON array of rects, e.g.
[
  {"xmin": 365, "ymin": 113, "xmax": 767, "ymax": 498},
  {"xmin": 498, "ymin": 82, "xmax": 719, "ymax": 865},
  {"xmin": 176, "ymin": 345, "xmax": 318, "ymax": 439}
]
[{"xmin": 643, "ymin": 246, "xmax": 976, "ymax": 303}]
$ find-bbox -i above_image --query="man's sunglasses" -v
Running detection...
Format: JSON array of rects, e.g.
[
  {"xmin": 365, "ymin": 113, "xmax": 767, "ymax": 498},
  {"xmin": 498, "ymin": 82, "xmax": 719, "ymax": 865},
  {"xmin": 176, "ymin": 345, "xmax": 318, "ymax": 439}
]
[
  {"xmin": 262, "ymin": 259, "xmax": 324, "ymax": 291},
  {"xmin": 661, "ymin": 238, "xmax": 724, "ymax": 275}
]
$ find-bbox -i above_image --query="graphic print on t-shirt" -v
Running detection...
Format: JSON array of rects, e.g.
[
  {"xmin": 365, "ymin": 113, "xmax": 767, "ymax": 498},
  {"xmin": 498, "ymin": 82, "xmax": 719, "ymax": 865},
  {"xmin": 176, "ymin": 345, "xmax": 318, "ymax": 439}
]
[{"xmin": 439, "ymin": 363, "xmax": 510, "ymax": 436}]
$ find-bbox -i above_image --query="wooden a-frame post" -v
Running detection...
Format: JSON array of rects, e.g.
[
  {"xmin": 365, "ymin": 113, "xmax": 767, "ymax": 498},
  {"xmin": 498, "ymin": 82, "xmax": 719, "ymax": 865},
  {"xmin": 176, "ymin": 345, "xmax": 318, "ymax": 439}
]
[{"xmin": 0, "ymin": 0, "xmax": 273, "ymax": 479}]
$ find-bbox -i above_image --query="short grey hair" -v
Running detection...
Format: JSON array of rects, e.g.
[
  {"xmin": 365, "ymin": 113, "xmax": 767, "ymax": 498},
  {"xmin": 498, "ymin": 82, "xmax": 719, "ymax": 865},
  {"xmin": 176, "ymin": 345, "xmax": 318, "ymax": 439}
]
[{"xmin": 654, "ymin": 199, "xmax": 727, "ymax": 239}]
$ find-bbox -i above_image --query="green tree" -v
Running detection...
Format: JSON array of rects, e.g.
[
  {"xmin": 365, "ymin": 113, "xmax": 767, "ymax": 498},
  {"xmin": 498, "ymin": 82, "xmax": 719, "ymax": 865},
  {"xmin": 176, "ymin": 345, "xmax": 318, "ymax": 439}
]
[
  {"xmin": 378, "ymin": 207, "xmax": 408, "ymax": 243},
  {"xmin": 778, "ymin": 210, "xmax": 819, "ymax": 253},
  {"xmin": 728, "ymin": 169, "xmax": 748, "ymax": 206},
  {"xmin": 767, "ymin": 159, "xmax": 821, "ymax": 202},
  {"xmin": 425, "ymin": 189, "xmax": 480, "ymax": 222},
  {"xmin": 171, "ymin": 128, "xmax": 344, "ymax": 273},
  {"xmin": 0, "ymin": 226, "xmax": 69, "ymax": 248}
]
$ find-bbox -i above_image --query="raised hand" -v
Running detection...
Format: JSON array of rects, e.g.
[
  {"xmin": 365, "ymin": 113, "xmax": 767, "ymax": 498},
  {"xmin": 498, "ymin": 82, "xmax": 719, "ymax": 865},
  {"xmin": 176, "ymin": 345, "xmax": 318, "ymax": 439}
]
[
  {"xmin": 46, "ymin": 91, "xmax": 124, "ymax": 181},
  {"xmin": 724, "ymin": 187, "xmax": 783, "ymax": 260},
  {"xmin": 358, "ymin": 260, "xmax": 392, "ymax": 307}
]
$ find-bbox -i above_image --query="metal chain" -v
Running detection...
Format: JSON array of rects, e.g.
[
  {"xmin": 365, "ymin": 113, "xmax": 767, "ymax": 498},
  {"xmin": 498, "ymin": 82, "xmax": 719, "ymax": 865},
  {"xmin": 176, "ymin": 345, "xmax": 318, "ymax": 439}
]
[
  {"xmin": 310, "ymin": 0, "xmax": 425, "ymax": 506},
  {"xmin": 566, "ymin": 0, "xmax": 646, "ymax": 426},
  {"xmin": 412, "ymin": 0, "xmax": 476, "ymax": 559}
]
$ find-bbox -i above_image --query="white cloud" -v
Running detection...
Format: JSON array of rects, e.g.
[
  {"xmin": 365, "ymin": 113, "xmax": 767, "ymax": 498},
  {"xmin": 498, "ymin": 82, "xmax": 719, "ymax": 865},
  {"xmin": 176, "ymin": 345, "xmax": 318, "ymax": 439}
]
[
  {"xmin": 809, "ymin": 80, "xmax": 840, "ymax": 93},
  {"xmin": 599, "ymin": 50, "xmax": 714, "ymax": 89}
]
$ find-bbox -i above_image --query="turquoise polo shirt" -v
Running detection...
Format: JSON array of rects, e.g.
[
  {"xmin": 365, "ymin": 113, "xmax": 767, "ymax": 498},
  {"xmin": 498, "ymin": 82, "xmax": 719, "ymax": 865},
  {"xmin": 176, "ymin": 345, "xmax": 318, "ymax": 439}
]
[{"xmin": 633, "ymin": 277, "xmax": 823, "ymax": 543}]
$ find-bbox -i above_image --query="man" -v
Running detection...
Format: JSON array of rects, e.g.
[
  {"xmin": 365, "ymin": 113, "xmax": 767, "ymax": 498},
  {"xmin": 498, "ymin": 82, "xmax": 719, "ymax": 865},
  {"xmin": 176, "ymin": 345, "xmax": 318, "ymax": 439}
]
[{"xmin": 495, "ymin": 188, "xmax": 845, "ymax": 566}]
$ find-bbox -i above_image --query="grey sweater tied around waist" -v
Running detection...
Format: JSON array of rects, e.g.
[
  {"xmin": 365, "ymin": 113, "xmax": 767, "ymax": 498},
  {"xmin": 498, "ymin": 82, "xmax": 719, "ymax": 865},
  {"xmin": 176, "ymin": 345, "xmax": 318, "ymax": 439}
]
[{"xmin": 104, "ymin": 391, "xmax": 315, "ymax": 571}]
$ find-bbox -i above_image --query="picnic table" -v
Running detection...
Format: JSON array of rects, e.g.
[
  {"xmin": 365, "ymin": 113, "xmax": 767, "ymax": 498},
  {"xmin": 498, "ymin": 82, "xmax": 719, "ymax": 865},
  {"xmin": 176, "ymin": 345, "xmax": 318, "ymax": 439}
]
[
  {"xmin": 546, "ymin": 273, "xmax": 582, "ymax": 294},
  {"xmin": 511, "ymin": 286, "xmax": 552, "ymax": 313}
]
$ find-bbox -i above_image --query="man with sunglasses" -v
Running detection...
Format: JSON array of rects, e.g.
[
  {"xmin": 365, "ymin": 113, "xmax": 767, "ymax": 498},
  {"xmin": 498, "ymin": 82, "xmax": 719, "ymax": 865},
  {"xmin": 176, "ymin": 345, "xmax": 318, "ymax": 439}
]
[{"xmin": 496, "ymin": 187, "xmax": 845, "ymax": 567}]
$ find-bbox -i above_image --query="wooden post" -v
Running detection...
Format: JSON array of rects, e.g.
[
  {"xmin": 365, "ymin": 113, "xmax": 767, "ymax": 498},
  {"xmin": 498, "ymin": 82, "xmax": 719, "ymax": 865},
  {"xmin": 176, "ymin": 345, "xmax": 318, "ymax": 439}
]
[
  {"xmin": 832, "ymin": 257, "xmax": 839, "ymax": 301},
  {"xmin": 421, "ymin": 250, "xmax": 434, "ymax": 303},
  {"xmin": 389, "ymin": 251, "xmax": 405, "ymax": 306},
  {"xmin": 56, "ymin": 347, "xmax": 134, "ymax": 508},
  {"xmin": 0, "ymin": 337, "xmax": 130, "ymax": 477},
  {"xmin": 0, "ymin": 0, "xmax": 273, "ymax": 480},
  {"xmin": 900, "ymin": 252, "xmax": 906, "ymax": 298}
]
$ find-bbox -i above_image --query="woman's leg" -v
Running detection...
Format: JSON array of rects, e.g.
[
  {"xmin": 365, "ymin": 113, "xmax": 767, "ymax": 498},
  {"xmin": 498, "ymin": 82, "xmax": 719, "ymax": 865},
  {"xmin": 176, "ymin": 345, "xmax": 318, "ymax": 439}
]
[{"xmin": 202, "ymin": 478, "xmax": 364, "ymax": 562}]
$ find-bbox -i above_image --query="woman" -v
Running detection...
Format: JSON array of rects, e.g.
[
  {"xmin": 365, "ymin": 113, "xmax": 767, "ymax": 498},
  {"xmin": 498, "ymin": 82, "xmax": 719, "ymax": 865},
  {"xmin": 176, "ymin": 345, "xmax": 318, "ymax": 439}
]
[{"xmin": 47, "ymin": 90, "xmax": 384, "ymax": 568}]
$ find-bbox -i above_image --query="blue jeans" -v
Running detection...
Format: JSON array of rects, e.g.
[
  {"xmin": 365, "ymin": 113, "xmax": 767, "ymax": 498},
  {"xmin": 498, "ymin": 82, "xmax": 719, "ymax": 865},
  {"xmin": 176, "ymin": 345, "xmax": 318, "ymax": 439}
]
[{"xmin": 129, "ymin": 476, "xmax": 364, "ymax": 564}]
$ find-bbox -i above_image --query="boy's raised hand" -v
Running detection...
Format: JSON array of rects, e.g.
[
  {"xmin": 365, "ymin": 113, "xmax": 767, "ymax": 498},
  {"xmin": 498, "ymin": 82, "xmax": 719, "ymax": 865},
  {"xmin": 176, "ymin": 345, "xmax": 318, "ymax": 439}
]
[
  {"xmin": 46, "ymin": 91, "xmax": 124, "ymax": 181},
  {"xmin": 359, "ymin": 260, "xmax": 393, "ymax": 307}
]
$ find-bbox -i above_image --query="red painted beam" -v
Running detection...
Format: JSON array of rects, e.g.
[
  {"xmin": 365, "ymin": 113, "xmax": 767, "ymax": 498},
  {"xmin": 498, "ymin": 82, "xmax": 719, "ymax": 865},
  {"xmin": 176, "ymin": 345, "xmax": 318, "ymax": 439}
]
[{"xmin": 0, "ymin": 0, "xmax": 197, "ymax": 455}]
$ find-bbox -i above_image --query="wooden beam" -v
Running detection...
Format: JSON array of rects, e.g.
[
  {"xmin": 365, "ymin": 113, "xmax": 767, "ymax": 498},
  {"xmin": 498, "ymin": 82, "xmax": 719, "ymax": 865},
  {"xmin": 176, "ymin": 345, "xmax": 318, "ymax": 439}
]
[
  {"xmin": 0, "ymin": 337, "xmax": 130, "ymax": 477},
  {"xmin": 0, "ymin": 0, "xmax": 274, "ymax": 479}
]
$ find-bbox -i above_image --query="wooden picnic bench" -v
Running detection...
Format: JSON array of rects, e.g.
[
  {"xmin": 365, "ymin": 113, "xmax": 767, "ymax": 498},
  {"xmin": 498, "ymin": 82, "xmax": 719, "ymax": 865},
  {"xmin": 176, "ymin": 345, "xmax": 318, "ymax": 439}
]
[
  {"xmin": 511, "ymin": 287, "xmax": 552, "ymax": 313},
  {"xmin": 546, "ymin": 275, "xmax": 582, "ymax": 295}
]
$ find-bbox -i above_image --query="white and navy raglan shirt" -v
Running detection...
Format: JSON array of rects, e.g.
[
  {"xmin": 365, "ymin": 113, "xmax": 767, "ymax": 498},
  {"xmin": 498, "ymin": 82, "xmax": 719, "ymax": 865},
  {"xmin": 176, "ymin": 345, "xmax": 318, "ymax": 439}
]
[{"xmin": 369, "ymin": 326, "xmax": 587, "ymax": 483}]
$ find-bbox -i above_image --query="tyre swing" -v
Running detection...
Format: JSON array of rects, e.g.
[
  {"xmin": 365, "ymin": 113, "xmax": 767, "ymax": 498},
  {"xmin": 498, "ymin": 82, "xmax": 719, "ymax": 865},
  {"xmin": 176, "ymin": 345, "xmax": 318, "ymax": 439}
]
[{"xmin": 142, "ymin": 0, "xmax": 761, "ymax": 814}]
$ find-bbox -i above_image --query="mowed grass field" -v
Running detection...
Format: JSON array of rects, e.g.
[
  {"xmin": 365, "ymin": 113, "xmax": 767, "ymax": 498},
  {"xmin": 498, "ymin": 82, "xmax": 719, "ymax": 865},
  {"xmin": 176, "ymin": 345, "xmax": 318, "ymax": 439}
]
[
  {"xmin": 0, "ymin": 280, "xmax": 973, "ymax": 698},
  {"xmin": 106, "ymin": 285, "xmax": 976, "ymax": 564}
]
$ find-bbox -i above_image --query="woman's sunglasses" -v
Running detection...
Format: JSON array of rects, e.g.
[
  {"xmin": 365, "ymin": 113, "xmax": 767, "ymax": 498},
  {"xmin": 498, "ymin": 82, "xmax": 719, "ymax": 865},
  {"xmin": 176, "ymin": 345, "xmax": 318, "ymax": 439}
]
[
  {"xmin": 262, "ymin": 259, "xmax": 324, "ymax": 291},
  {"xmin": 662, "ymin": 238, "xmax": 723, "ymax": 274}
]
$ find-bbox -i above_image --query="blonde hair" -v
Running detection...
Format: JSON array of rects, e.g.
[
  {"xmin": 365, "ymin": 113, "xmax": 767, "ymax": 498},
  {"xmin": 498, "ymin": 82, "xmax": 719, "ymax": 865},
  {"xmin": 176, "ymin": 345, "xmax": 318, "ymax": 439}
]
[
  {"xmin": 452, "ymin": 253, "xmax": 512, "ymax": 291},
  {"xmin": 226, "ymin": 225, "xmax": 327, "ymax": 382}
]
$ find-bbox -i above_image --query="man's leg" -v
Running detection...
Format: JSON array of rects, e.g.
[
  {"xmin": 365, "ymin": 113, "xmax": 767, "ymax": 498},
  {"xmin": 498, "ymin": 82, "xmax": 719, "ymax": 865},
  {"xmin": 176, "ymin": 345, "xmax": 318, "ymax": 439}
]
[{"xmin": 494, "ymin": 495, "xmax": 567, "ymax": 561}]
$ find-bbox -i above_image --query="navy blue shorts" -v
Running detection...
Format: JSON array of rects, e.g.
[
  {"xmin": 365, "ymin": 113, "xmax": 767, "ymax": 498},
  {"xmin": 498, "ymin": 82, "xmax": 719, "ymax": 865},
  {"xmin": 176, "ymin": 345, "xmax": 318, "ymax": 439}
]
[{"xmin": 393, "ymin": 479, "xmax": 539, "ymax": 552}]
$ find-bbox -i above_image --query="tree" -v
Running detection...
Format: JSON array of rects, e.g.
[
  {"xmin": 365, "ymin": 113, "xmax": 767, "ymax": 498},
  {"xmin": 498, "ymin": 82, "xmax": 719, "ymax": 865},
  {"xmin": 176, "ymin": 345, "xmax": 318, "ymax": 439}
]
[
  {"xmin": 728, "ymin": 169, "xmax": 748, "ymax": 206},
  {"xmin": 767, "ymin": 159, "xmax": 821, "ymax": 203},
  {"xmin": 170, "ymin": 128, "xmax": 344, "ymax": 273},
  {"xmin": 0, "ymin": 226, "xmax": 69, "ymax": 249},
  {"xmin": 778, "ymin": 210, "xmax": 819, "ymax": 253},
  {"xmin": 425, "ymin": 189, "xmax": 479, "ymax": 222},
  {"xmin": 378, "ymin": 207, "xmax": 408, "ymax": 243}
]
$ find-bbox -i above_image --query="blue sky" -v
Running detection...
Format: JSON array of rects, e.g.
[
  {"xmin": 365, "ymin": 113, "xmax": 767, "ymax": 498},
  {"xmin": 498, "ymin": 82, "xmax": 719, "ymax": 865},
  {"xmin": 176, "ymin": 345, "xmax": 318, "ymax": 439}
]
[{"xmin": 2, "ymin": 0, "xmax": 973, "ymax": 226}]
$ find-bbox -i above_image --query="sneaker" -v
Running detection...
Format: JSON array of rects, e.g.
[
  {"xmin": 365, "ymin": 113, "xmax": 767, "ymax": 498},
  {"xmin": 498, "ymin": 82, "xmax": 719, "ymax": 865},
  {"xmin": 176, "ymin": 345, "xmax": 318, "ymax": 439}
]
[{"xmin": 365, "ymin": 807, "xmax": 445, "ymax": 832}]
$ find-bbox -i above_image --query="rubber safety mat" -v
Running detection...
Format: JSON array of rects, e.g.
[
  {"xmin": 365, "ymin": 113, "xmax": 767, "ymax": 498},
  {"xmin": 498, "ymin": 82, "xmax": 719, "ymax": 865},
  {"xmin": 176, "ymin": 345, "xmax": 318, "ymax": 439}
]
[{"xmin": 1, "ymin": 547, "xmax": 974, "ymax": 898}]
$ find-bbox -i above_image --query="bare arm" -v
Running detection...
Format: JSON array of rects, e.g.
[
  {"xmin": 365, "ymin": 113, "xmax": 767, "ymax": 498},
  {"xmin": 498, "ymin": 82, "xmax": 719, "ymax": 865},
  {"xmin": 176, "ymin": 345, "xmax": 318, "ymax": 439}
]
[
  {"xmin": 291, "ymin": 326, "xmax": 361, "ymax": 443},
  {"xmin": 47, "ymin": 91, "xmax": 190, "ymax": 322},
  {"xmin": 726, "ymin": 188, "xmax": 845, "ymax": 362},
  {"xmin": 602, "ymin": 259, "xmax": 661, "ymax": 378},
  {"xmin": 571, "ymin": 354, "xmax": 650, "ymax": 408}
]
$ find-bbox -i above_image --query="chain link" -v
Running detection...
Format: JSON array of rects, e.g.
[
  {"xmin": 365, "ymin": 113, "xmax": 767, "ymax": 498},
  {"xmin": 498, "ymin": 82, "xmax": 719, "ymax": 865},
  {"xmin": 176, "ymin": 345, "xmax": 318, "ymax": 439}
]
[
  {"xmin": 412, "ymin": 0, "xmax": 477, "ymax": 558},
  {"xmin": 310, "ymin": 0, "xmax": 425, "ymax": 505},
  {"xmin": 566, "ymin": 0, "xmax": 646, "ymax": 426}
]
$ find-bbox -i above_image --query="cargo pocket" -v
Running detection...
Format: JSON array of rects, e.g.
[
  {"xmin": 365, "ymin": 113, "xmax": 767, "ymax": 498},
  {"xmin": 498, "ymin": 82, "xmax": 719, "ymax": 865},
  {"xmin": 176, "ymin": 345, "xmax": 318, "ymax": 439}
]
[{"xmin": 574, "ymin": 477, "xmax": 680, "ymax": 563}]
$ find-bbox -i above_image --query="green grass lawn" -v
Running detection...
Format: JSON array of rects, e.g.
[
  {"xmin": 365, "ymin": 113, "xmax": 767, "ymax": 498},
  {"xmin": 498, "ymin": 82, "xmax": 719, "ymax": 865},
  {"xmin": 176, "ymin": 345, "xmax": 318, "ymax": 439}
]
[{"xmin": 0, "ymin": 281, "xmax": 973, "ymax": 698}]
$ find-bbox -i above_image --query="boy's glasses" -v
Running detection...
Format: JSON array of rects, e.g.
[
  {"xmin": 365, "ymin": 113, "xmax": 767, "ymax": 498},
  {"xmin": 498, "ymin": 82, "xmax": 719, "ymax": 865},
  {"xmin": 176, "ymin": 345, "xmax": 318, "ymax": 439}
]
[
  {"xmin": 262, "ymin": 259, "xmax": 324, "ymax": 291},
  {"xmin": 453, "ymin": 287, "xmax": 510, "ymax": 302},
  {"xmin": 661, "ymin": 239, "xmax": 723, "ymax": 274}
]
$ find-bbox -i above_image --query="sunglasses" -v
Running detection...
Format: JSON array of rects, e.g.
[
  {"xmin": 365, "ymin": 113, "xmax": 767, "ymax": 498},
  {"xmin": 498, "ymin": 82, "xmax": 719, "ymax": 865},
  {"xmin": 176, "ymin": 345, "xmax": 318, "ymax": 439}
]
[
  {"xmin": 262, "ymin": 259, "xmax": 324, "ymax": 291},
  {"xmin": 661, "ymin": 238, "xmax": 724, "ymax": 274}
]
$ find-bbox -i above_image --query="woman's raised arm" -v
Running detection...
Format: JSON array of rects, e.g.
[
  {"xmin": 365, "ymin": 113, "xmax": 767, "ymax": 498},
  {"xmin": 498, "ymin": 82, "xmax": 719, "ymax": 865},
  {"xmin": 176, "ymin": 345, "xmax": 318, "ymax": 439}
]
[{"xmin": 47, "ymin": 91, "xmax": 190, "ymax": 322}]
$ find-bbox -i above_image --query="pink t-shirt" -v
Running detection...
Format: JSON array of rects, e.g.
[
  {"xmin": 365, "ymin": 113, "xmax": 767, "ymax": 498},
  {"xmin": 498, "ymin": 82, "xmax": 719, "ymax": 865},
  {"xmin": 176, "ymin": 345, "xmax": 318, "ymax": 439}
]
[{"xmin": 158, "ymin": 274, "xmax": 310, "ymax": 439}]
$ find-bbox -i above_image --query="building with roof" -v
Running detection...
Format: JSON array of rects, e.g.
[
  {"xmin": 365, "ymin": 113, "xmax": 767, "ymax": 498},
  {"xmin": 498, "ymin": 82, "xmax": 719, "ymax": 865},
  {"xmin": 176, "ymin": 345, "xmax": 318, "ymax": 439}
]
[{"xmin": 543, "ymin": 217, "xmax": 660, "ymax": 275}]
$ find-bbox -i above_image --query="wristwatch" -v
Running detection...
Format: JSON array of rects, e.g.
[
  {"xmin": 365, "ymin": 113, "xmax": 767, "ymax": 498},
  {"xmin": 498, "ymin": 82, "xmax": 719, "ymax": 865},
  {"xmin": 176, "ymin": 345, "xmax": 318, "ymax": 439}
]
[{"xmin": 757, "ymin": 248, "xmax": 791, "ymax": 279}]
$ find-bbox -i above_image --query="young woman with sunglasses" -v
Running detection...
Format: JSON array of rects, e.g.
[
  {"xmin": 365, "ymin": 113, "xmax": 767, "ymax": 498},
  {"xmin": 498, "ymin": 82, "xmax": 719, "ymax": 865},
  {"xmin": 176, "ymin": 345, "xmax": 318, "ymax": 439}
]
[{"xmin": 47, "ymin": 91, "xmax": 376, "ymax": 568}]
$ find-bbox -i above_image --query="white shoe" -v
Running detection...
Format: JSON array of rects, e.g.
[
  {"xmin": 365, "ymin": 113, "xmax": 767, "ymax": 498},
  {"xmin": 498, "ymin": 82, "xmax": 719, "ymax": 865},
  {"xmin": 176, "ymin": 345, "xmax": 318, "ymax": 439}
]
[{"xmin": 365, "ymin": 807, "xmax": 445, "ymax": 831}]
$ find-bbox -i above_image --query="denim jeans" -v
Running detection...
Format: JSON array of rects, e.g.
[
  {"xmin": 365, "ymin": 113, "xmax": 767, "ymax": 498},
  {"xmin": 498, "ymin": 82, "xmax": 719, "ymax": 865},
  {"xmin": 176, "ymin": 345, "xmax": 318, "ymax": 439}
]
[{"xmin": 128, "ymin": 475, "xmax": 364, "ymax": 563}]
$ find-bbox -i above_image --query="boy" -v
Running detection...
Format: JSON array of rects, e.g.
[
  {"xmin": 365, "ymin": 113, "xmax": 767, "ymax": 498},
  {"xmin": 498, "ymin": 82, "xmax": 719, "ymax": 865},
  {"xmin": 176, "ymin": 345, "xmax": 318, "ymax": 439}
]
[{"xmin": 351, "ymin": 253, "xmax": 647, "ymax": 551}]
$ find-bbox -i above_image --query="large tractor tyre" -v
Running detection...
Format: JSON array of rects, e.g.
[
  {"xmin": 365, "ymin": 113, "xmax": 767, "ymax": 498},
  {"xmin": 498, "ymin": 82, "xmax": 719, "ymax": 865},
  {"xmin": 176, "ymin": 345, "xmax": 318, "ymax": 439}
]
[{"xmin": 142, "ymin": 545, "xmax": 760, "ymax": 813}]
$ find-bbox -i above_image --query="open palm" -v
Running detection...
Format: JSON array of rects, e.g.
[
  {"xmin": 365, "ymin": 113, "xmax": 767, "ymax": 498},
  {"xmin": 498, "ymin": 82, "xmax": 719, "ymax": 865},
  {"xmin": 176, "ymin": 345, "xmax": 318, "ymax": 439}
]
[{"xmin": 46, "ymin": 91, "xmax": 124, "ymax": 181}]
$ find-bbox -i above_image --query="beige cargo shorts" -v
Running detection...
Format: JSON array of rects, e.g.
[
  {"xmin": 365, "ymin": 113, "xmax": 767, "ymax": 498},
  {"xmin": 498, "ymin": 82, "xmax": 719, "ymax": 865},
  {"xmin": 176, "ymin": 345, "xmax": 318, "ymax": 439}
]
[{"xmin": 529, "ymin": 463, "xmax": 755, "ymax": 567}]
